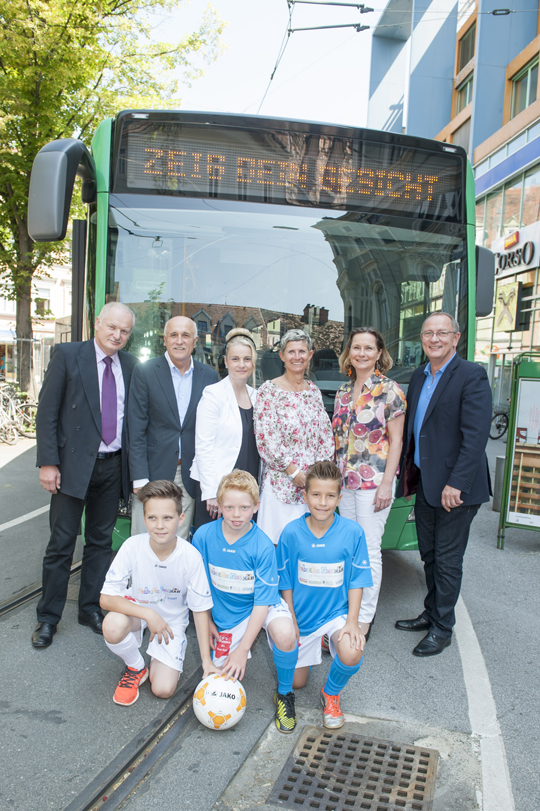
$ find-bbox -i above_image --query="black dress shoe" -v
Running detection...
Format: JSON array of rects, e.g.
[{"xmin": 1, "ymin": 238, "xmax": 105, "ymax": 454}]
[
  {"xmin": 395, "ymin": 615, "xmax": 430, "ymax": 632},
  {"xmin": 78, "ymin": 610, "xmax": 104, "ymax": 635},
  {"xmin": 413, "ymin": 633, "xmax": 451, "ymax": 657},
  {"xmin": 32, "ymin": 622, "xmax": 57, "ymax": 648}
]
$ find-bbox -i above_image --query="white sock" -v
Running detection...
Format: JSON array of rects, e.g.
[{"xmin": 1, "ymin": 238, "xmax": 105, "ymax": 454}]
[{"xmin": 105, "ymin": 632, "xmax": 145, "ymax": 671}]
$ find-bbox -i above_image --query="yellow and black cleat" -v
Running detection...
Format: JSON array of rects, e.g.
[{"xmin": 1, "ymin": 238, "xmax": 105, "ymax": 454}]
[{"xmin": 274, "ymin": 690, "xmax": 297, "ymax": 734}]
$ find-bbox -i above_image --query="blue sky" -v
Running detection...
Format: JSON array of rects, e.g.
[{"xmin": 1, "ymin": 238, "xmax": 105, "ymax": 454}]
[{"xmin": 153, "ymin": 0, "xmax": 384, "ymax": 127}]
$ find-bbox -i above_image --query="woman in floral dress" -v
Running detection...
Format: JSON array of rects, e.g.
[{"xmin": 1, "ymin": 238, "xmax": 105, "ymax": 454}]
[
  {"xmin": 332, "ymin": 327, "xmax": 406, "ymax": 639},
  {"xmin": 254, "ymin": 329, "xmax": 334, "ymax": 545}
]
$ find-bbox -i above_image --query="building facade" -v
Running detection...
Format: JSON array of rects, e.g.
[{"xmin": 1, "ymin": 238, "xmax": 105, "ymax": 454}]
[
  {"xmin": 0, "ymin": 264, "xmax": 71, "ymax": 392},
  {"xmin": 368, "ymin": 0, "xmax": 540, "ymax": 404}
]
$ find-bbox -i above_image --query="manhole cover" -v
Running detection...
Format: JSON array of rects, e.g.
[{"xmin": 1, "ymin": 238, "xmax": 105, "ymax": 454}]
[{"xmin": 267, "ymin": 727, "xmax": 438, "ymax": 811}]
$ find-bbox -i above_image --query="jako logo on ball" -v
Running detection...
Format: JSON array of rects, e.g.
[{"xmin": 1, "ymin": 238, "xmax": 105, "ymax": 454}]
[{"xmin": 193, "ymin": 673, "xmax": 247, "ymax": 730}]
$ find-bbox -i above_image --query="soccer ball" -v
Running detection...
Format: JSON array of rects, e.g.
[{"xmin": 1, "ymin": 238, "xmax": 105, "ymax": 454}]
[{"xmin": 193, "ymin": 673, "xmax": 247, "ymax": 731}]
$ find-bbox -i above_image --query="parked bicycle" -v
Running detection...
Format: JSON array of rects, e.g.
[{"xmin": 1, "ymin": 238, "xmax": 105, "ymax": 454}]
[
  {"xmin": 489, "ymin": 402, "xmax": 510, "ymax": 440},
  {"xmin": 0, "ymin": 377, "xmax": 38, "ymax": 443}
]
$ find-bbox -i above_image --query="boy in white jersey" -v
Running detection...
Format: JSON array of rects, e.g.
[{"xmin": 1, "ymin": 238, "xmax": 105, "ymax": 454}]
[
  {"xmin": 100, "ymin": 480, "xmax": 218, "ymax": 706},
  {"xmin": 193, "ymin": 470, "xmax": 299, "ymax": 733},
  {"xmin": 277, "ymin": 461, "xmax": 373, "ymax": 729}
]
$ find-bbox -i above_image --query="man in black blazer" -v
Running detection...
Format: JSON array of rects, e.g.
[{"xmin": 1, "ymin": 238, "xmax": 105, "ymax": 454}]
[
  {"xmin": 33, "ymin": 302, "xmax": 138, "ymax": 648},
  {"xmin": 128, "ymin": 316, "xmax": 218, "ymax": 539},
  {"xmin": 395, "ymin": 312, "xmax": 492, "ymax": 656}
]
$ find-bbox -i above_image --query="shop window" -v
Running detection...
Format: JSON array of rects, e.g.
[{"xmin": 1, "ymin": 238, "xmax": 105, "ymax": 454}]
[
  {"xmin": 456, "ymin": 74, "xmax": 473, "ymax": 114},
  {"xmin": 452, "ymin": 118, "xmax": 471, "ymax": 154},
  {"xmin": 502, "ymin": 177, "xmax": 523, "ymax": 236},
  {"xmin": 521, "ymin": 164, "xmax": 540, "ymax": 226},
  {"xmin": 484, "ymin": 188, "xmax": 503, "ymax": 249},
  {"xmin": 458, "ymin": 22, "xmax": 476, "ymax": 72},
  {"xmin": 475, "ymin": 198, "xmax": 486, "ymax": 246},
  {"xmin": 517, "ymin": 285, "xmax": 533, "ymax": 331},
  {"xmin": 511, "ymin": 57, "xmax": 539, "ymax": 119}
]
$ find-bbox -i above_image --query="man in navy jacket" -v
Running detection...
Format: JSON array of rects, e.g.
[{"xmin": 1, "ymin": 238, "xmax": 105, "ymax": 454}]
[{"xmin": 395, "ymin": 312, "xmax": 492, "ymax": 656}]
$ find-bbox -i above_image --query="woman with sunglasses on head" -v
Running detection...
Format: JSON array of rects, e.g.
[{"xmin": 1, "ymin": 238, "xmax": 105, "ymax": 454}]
[
  {"xmin": 191, "ymin": 328, "xmax": 260, "ymax": 528},
  {"xmin": 332, "ymin": 327, "xmax": 406, "ymax": 640}
]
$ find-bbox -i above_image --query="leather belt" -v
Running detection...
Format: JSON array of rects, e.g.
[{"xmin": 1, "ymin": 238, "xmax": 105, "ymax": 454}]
[{"xmin": 96, "ymin": 449, "xmax": 121, "ymax": 459}]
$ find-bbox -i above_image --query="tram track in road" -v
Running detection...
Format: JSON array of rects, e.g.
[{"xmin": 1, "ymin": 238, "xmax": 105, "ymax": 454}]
[
  {"xmin": 64, "ymin": 667, "xmax": 202, "ymax": 811},
  {"xmin": 0, "ymin": 560, "xmax": 82, "ymax": 618}
]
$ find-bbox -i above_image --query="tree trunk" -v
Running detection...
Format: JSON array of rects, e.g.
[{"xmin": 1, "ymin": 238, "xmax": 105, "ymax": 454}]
[{"xmin": 16, "ymin": 278, "xmax": 33, "ymax": 393}]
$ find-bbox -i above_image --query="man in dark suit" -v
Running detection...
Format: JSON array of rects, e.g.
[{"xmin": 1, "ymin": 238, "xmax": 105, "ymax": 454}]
[
  {"xmin": 395, "ymin": 312, "xmax": 492, "ymax": 656},
  {"xmin": 128, "ymin": 316, "xmax": 218, "ymax": 539},
  {"xmin": 33, "ymin": 302, "xmax": 138, "ymax": 648}
]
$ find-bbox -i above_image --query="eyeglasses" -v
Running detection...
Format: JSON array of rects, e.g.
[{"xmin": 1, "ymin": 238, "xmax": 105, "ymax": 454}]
[{"xmin": 421, "ymin": 330, "xmax": 456, "ymax": 339}]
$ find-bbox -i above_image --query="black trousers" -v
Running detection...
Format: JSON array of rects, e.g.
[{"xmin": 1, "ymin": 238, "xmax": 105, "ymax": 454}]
[
  {"xmin": 37, "ymin": 455, "xmax": 122, "ymax": 625},
  {"xmin": 415, "ymin": 475, "xmax": 480, "ymax": 638}
]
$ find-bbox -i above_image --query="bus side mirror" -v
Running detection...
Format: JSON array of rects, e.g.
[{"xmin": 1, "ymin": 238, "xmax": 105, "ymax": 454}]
[
  {"xmin": 28, "ymin": 139, "xmax": 96, "ymax": 242},
  {"xmin": 475, "ymin": 246, "xmax": 495, "ymax": 317}
]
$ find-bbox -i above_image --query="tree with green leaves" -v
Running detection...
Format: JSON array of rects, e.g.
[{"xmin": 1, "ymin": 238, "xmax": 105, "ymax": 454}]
[{"xmin": 0, "ymin": 0, "xmax": 224, "ymax": 389}]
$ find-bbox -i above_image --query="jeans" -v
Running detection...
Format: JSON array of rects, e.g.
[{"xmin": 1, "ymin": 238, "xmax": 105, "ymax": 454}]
[{"xmin": 415, "ymin": 475, "xmax": 479, "ymax": 637}]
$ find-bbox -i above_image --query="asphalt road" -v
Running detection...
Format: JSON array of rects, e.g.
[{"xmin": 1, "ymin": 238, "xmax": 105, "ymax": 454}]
[{"xmin": 0, "ymin": 436, "xmax": 538, "ymax": 811}]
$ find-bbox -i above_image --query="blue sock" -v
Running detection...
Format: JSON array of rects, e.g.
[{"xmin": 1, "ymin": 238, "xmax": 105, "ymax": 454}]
[
  {"xmin": 323, "ymin": 654, "xmax": 362, "ymax": 696},
  {"xmin": 273, "ymin": 642, "xmax": 298, "ymax": 695}
]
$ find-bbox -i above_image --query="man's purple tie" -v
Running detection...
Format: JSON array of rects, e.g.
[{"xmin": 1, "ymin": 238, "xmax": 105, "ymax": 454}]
[{"xmin": 101, "ymin": 356, "xmax": 117, "ymax": 446}]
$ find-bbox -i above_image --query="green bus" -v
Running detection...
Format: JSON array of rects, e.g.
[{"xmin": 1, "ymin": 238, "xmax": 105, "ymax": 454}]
[{"xmin": 28, "ymin": 110, "xmax": 494, "ymax": 550}]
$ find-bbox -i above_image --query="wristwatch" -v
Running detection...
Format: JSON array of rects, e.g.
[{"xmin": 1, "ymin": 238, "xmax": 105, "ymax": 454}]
[{"xmin": 288, "ymin": 467, "xmax": 299, "ymax": 480}]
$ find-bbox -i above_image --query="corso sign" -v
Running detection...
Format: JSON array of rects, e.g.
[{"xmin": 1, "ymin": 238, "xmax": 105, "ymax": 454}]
[{"xmin": 496, "ymin": 240, "xmax": 535, "ymax": 271}]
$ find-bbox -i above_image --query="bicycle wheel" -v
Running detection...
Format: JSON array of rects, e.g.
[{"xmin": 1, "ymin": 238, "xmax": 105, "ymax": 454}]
[
  {"xmin": 0, "ymin": 422, "xmax": 19, "ymax": 444},
  {"xmin": 489, "ymin": 413, "xmax": 508, "ymax": 440},
  {"xmin": 16, "ymin": 401, "xmax": 37, "ymax": 438}
]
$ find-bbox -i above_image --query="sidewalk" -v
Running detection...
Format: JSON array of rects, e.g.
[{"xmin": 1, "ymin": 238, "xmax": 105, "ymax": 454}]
[{"xmin": 0, "ymin": 436, "xmax": 36, "ymax": 469}]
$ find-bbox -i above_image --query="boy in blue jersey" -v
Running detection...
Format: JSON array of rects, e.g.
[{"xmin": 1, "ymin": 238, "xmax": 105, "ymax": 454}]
[
  {"xmin": 277, "ymin": 460, "xmax": 373, "ymax": 729},
  {"xmin": 193, "ymin": 469, "xmax": 299, "ymax": 733}
]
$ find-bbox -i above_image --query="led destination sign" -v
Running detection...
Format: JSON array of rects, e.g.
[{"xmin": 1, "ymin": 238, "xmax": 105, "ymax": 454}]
[{"xmin": 115, "ymin": 120, "xmax": 464, "ymax": 221}]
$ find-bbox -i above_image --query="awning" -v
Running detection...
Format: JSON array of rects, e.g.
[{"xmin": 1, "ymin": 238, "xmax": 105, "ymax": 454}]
[{"xmin": 0, "ymin": 330, "xmax": 16, "ymax": 342}]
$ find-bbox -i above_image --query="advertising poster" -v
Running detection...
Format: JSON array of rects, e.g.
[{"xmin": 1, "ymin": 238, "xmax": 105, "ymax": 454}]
[
  {"xmin": 507, "ymin": 378, "xmax": 540, "ymax": 528},
  {"xmin": 494, "ymin": 280, "xmax": 521, "ymax": 331}
]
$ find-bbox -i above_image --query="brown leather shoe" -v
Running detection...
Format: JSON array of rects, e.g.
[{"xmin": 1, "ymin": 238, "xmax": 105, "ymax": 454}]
[{"xmin": 32, "ymin": 622, "xmax": 57, "ymax": 648}]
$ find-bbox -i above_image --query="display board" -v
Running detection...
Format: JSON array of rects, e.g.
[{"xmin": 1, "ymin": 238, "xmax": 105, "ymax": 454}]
[
  {"xmin": 506, "ymin": 378, "xmax": 540, "ymax": 527},
  {"xmin": 113, "ymin": 116, "xmax": 465, "ymax": 221},
  {"xmin": 497, "ymin": 355, "xmax": 540, "ymax": 547}
]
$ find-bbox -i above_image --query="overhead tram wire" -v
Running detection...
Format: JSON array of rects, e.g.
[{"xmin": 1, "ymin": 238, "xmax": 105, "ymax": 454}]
[
  {"xmin": 256, "ymin": 0, "xmax": 372, "ymax": 114},
  {"xmin": 256, "ymin": 2, "xmax": 295, "ymax": 114}
]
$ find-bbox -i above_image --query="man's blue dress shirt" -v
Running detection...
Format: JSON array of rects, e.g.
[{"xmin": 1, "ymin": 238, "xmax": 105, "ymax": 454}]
[{"xmin": 413, "ymin": 353, "xmax": 456, "ymax": 469}]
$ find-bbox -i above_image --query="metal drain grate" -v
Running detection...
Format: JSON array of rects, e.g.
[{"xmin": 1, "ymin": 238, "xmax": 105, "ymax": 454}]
[{"xmin": 267, "ymin": 727, "xmax": 438, "ymax": 811}]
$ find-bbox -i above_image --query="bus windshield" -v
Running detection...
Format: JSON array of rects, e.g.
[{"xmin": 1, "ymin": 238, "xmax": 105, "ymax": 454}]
[{"xmin": 106, "ymin": 193, "xmax": 468, "ymax": 404}]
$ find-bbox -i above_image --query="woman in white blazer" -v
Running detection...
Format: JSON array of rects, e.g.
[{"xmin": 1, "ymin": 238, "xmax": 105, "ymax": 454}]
[{"xmin": 191, "ymin": 328, "xmax": 259, "ymax": 528}]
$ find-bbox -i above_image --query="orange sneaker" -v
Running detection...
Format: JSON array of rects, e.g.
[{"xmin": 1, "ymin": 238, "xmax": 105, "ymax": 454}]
[
  {"xmin": 321, "ymin": 634, "xmax": 330, "ymax": 653},
  {"xmin": 321, "ymin": 688, "xmax": 344, "ymax": 729},
  {"xmin": 113, "ymin": 666, "xmax": 148, "ymax": 706}
]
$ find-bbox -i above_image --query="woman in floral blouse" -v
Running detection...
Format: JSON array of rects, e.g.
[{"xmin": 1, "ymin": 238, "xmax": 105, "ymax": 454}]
[
  {"xmin": 254, "ymin": 329, "xmax": 334, "ymax": 545},
  {"xmin": 332, "ymin": 327, "xmax": 406, "ymax": 639}
]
